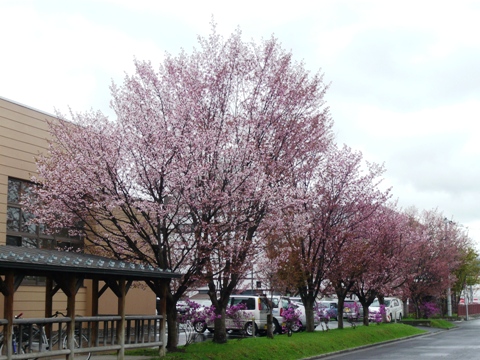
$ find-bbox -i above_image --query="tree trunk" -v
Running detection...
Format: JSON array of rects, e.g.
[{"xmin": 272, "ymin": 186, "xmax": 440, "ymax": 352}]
[
  {"xmin": 362, "ymin": 304, "xmax": 369, "ymax": 326},
  {"xmin": 304, "ymin": 296, "xmax": 316, "ymax": 332},
  {"xmin": 267, "ymin": 313, "xmax": 274, "ymax": 338},
  {"xmin": 337, "ymin": 297, "xmax": 345, "ymax": 329},
  {"xmin": 166, "ymin": 304, "xmax": 179, "ymax": 350},
  {"xmin": 378, "ymin": 294, "xmax": 387, "ymax": 322},
  {"xmin": 213, "ymin": 307, "xmax": 227, "ymax": 344}
]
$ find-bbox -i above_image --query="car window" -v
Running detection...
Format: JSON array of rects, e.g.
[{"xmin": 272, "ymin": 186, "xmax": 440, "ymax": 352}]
[
  {"xmin": 231, "ymin": 297, "xmax": 255, "ymax": 310},
  {"xmin": 261, "ymin": 297, "xmax": 271, "ymax": 310},
  {"xmin": 384, "ymin": 300, "xmax": 391, "ymax": 306}
]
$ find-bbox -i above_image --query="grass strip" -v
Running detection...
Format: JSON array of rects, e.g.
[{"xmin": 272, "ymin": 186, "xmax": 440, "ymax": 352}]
[
  {"xmin": 401, "ymin": 318, "xmax": 456, "ymax": 329},
  {"xmin": 127, "ymin": 323, "xmax": 426, "ymax": 360}
]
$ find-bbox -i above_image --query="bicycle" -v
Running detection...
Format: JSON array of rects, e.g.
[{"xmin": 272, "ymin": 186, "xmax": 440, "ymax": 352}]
[
  {"xmin": 283, "ymin": 320, "xmax": 294, "ymax": 337},
  {"xmin": 31, "ymin": 311, "xmax": 91, "ymax": 360},
  {"xmin": 0, "ymin": 313, "xmax": 28, "ymax": 355},
  {"xmin": 346, "ymin": 314, "xmax": 358, "ymax": 329},
  {"xmin": 7, "ymin": 311, "xmax": 91, "ymax": 360}
]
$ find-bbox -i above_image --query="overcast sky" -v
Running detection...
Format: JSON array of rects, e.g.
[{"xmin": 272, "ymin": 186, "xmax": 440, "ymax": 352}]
[{"xmin": 1, "ymin": 0, "xmax": 479, "ymax": 246}]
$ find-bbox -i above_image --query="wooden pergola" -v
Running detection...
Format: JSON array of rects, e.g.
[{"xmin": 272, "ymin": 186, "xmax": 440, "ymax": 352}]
[{"xmin": 0, "ymin": 245, "xmax": 181, "ymax": 360}]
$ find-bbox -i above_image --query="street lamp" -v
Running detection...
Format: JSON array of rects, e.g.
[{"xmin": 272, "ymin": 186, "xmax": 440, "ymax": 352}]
[{"xmin": 444, "ymin": 217, "xmax": 453, "ymax": 317}]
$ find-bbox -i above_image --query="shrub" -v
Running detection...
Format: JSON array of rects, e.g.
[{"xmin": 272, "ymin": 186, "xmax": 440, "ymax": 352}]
[{"xmin": 419, "ymin": 301, "xmax": 440, "ymax": 319}]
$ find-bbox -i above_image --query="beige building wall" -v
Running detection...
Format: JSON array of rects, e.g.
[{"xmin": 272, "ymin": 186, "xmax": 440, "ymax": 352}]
[{"xmin": 0, "ymin": 96, "xmax": 155, "ymax": 318}]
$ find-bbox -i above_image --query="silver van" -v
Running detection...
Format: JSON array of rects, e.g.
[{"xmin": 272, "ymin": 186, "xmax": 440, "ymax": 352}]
[{"xmin": 206, "ymin": 295, "xmax": 270, "ymax": 336}]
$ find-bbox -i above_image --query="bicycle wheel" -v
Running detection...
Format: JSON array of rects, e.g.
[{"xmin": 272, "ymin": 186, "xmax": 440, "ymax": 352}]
[
  {"xmin": 1, "ymin": 337, "xmax": 26, "ymax": 355},
  {"xmin": 12, "ymin": 339, "xmax": 26, "ymax": 355},
  {"xmin": 0, "ymin": 343, "xmax": 25, "ymax": 355},
  {"xmin": 62, "ymin": 334, "xmax": 91, "ymax": 360}
]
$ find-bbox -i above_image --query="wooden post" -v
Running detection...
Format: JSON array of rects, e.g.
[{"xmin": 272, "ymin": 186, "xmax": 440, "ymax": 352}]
[
  {"xmin": 117, "ymin": 279, "xmax": 126, "ymax": 360},
  {"xmin": 159, "ymin": 282, "xmax": 167, "ymax": 357},
  {"xmin": 45, "ymin": 277, "xmax": 53, "ymax": 340},
  {"xmin": 3, "ymin": 271, "xmax": 14, "ymax": 360},
  {"xmin": 66, "ymin": 276, "xmax": 76, "ymax": 360},
  {"xmin": 91, "ymin": 279, "xmax": 99, "ymax": 346}
]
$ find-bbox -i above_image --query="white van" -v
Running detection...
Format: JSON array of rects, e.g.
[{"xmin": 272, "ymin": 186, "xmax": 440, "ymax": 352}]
[
  {"xmin": 271, "ymin": 296, "xmax": 320, "ymax": 332},
  {"xmin": 206, "ymin": 295, "xmax": 270, "ymax": 336},
  {"xmin": 368, "ymin": 297, "xmax": 403, "ymax": 322}
]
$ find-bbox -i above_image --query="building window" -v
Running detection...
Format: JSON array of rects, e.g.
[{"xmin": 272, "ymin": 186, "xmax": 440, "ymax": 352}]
[{"xmin": 6, "ymin": 178, "xmax": 84, "ymax": 285}]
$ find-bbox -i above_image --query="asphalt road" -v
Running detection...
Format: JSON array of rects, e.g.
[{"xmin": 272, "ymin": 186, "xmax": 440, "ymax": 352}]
[{"xmin": 320, "ymin": 319, "xmax": 478, "ymax": 359}]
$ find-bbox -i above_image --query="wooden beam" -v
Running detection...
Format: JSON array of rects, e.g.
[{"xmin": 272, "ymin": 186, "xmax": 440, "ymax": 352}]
[
  {"xmin": 126, "ymin": 280, "xmax": 133, "ymax": 293},
  {"xmin": 52, "ymin": 275, "xmax": 72, "ymax": 297},
  {"xmin": 3, "ymin": 271, "xmax": 14, "ymax": 359},
  {"xmin": 75, "ymin": 278, "xmax": 84, "ymax": 293},
  {"xmin": 159, "ymin": 281, "xmax": 167, "ymax": 357},
  {"xmin": 116, "ymin": 278, "xmax": 126, "ymax": 360},
  {"xmin": 13, "ymin": 274, "xmax": 24, "ymax": 291},
  {"xmin": 52, "ymin": 283, "xmax": 61, "ymax": 296},
  {"xmin": 45, "ymin": 277, "xmax": 54, "ymax": 340},
  {"xmin": 91, "ymin": 279, "xmax": 99, "ymax": 347},
  {"xmin": 0, "ymin": 276, "xmax": 8, "ymax": 296},
  {"xmin": 66, "ymin": 276, "xmax": 77, "ymax": 360},
  {"xmin": 106, "ymin": 279, "xmax": 122, "ymax": 298},
  {"xmin": 98, "ymin": 282, "xmax": 109, "ymax": 297}
]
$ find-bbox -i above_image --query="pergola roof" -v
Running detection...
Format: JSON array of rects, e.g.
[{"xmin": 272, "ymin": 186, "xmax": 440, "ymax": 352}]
[{"xmin": 0, "ymin": 245, "xmax": 181, "ymax": 280}]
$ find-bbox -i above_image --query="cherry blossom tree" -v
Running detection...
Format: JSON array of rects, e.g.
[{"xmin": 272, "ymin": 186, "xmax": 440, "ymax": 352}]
[
  {"xmin": 175, "ymin": 27, "xmax": 332, "ymax": 343},
  {"xmin": 350, "ymin": 206, "xmax": 409, "ymax": 325},
  {"xmin": 400, "ymin": 209, "xmax": 468, "ymax": 318},
  {"xmin": 273, "ymin": 144, "xmax": 390, "ymax": 331},
  {"xmin": 30, "ymin": 81, "xmax": 202, "ymax": 349},
  {"xmin": 29, "ymin": 24, "xmax": 333, "ymax": 345}
]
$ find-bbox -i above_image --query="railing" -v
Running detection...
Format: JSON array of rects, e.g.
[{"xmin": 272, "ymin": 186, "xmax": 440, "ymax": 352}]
[{"xmin": 0, "ymin": 315, "xmax": 163, "ymax": 360}]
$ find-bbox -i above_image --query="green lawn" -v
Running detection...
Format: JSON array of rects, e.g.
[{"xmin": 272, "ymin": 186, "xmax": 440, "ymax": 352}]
[{"xmin": 128, "ymin": 323, "xmax": 427, "ymax": 360}]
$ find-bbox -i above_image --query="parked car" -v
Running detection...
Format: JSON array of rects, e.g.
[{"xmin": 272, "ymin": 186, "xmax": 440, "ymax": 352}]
[
  {"xmin": 270, "ymin": 296, "xmax": 291, "ymax": 333},
  {"xmin": 343, "ymin": 299, "xmax": 363, "ymax": 320},
  {"xmin": 317, "ymin": 300, "xmax": 338, "ymax": 321},
  {"xmin": 205, "ymin": 295, "xmax": 270, "ymax": 336},
  {"xmin": 368, "ymin": 297, "xmax": 403, "ymax": 322},
  {"xmin": 189, "ymin": 299, "xmax": 213, "ymax": 333},
  {"xmin": 271, "ymin": 296, "xmax": 320, "ymax": 332},
  {"xmin": 176, "ymin": 300, "xmax": 189, "ymax": 315},
  {"xmin": 289, "ymin": 296, "xmax": 303, "ymax": 305}
]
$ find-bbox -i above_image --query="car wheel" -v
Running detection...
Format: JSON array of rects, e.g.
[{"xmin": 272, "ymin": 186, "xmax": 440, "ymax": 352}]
[
  {"xmin": 194, "ymin": 321, "xmax": 207, "ymax": 333},
  {"xmin": 291, "ymin": 321, "xmax": 303, "ymax": 333},
  {"xmin": 245, "ymin": 321, "xmax": 259, "ymax": 336},
  {"xmin": 272, "ymin": 319, "xmax": 281, "ymax": 334}
]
